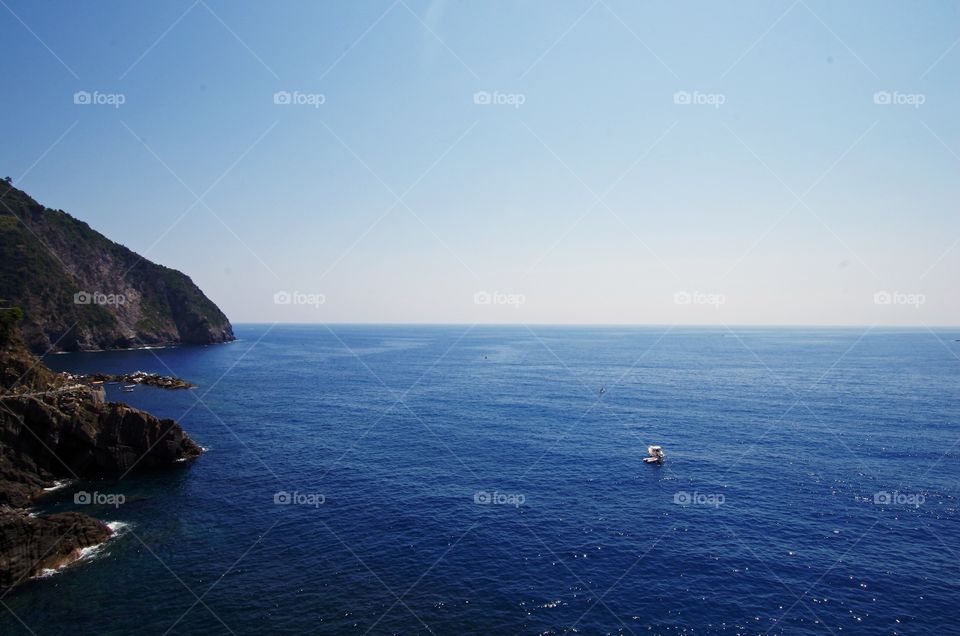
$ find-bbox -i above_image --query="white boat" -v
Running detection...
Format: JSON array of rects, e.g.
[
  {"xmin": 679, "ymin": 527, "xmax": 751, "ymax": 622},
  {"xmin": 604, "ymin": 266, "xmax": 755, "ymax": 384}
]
[
  {"xmin": 644, "ymin": 445, "xmax": 665, "ymax": 463},
  {"xmin": 121, "ymin": 385, "xmax": 136, "ymax": 392}
]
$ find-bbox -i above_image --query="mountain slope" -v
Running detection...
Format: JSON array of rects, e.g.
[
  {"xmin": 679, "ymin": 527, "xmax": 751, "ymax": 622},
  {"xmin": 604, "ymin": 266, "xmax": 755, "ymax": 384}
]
[{"xmin": 0, "ymin": 182, "xmax": 234, "ymax": 353}]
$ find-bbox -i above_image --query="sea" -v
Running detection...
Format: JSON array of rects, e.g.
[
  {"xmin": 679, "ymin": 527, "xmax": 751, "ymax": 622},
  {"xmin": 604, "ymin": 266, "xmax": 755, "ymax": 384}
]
[{"xmin": 3, "ymin": 325, "xmax": 958, "ymax": 634}]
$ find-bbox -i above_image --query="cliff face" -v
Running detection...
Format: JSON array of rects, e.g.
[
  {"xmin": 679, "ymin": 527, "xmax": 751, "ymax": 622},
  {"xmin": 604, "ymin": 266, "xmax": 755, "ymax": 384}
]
[
  {"xmin": 0, "ymin": 387, "xmax": 203, "ymax": 507},
  {"xmin": 0, "ymin": 510, "xmax": 112, "ymax": 592},
  {"xmin": 0, "ymin": 183, "xmax": 234, "ymax": 353},
  {"xmin": 0, "ymin": 323, "xmax": 203, "ymax": 592}
]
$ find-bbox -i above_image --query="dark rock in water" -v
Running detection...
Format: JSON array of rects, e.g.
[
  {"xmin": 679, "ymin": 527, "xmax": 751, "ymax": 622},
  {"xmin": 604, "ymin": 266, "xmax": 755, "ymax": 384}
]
[
  {"xmin": 71, "ymin": 371, "xmax": 196, "ymax": 390},
  {"xmin": 0, "ymin": 323, "xmax": 203, "ymax": 593},
  {"xmin": 0, "ymin": 387, "xmax": 202, "ymax": 507},
  {"xmin": 0, "ymin": 509, "xmax": 111, "ymax": 591},
  {"xmin": 0, "ymin": 184, "xmax": 234, "ymax": 353}
]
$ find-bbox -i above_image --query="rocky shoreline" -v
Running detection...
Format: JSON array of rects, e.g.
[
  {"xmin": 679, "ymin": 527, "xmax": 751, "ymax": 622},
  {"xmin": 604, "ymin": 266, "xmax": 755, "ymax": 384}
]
[
  {"xmin": 0, "ymin": 510, "xmax": 113, "ymax": 591},
  {"xmin": 0, "ymin": 181, "xmax": 231, "ymax": 595},
  {"xmin": 66, "ymin": 370, "xmax": 197, "ymax": 390},
  {"xmin": 0, "ymin": 327, "xmax": 203, "ymax": 594}
]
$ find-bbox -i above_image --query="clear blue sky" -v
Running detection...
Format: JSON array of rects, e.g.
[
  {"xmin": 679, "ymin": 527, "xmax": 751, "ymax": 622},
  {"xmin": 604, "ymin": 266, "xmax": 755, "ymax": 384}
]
[{"xmin": 2, "ymin": 0, "xmax": 958, "ymax": 325}]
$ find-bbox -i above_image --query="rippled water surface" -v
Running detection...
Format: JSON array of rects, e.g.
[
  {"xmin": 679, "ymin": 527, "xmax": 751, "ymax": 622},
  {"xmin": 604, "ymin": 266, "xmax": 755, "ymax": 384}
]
[{"xmin": 6, "ymin": 325, "xmax": 959, "ymax": 634}]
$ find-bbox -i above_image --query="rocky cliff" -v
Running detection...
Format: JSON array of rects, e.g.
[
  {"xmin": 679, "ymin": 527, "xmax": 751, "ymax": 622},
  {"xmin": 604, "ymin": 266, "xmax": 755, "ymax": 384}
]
[
  {"xmin": 0, "ymin": 181, "xmax": 234, "ymax": 353},
  {"xmin": 0, "ymin": 386, "xmax": 203, "ymax": 508},
  {"xmin": 0, "ymin": 320, "xmax": 203, "ymax": 592},
  {"xmin": 0, "ymin": 511, "xmax": 112, "ymax": 592}
]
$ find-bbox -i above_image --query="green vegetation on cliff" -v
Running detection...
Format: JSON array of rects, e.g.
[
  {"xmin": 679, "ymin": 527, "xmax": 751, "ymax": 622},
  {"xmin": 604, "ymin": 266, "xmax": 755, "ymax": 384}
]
[{"xmin": 0, "ymin": 184, "xmax": 234, "ymax": 353}]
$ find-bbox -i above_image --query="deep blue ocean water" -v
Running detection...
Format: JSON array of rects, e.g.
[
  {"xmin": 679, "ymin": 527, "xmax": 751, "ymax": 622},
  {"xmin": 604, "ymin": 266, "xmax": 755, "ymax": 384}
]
[{"xmin": 4, "ymin": 325, "xmax": 959, "ymax": 634}]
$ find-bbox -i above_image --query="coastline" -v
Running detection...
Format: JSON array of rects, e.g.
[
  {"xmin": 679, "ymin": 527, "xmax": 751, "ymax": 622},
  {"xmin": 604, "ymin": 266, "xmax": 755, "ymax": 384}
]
[
  {"xmin": 33, "ymin": 521, "xmax": 130, "ymax": 581},
  {"xmin": 46, "ymin": 338, "xmax": 239, "ymax": 355},
  {"xmin": 0, "ymin": 339, "xmax": 205, "ymax": 594}
]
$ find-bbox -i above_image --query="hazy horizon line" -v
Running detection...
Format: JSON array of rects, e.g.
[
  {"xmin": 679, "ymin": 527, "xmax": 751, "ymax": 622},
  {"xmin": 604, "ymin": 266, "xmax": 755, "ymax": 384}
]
[{"xmin": 228, "ymin": 322, "xmax": 960, "ymax": 330}]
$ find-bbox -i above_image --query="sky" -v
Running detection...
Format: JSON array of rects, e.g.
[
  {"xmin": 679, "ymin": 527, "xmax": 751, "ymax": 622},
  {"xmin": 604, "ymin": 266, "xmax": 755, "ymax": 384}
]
[{"xmin": 1, "ymin": 0, "xmax": 958, "ymax": 326}]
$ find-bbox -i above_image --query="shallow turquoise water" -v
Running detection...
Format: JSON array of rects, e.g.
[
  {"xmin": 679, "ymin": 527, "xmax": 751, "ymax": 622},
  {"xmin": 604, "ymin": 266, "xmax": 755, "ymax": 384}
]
[{"xmin": 5, "ymin": 325, "xmax": 959, "ymax": 634}]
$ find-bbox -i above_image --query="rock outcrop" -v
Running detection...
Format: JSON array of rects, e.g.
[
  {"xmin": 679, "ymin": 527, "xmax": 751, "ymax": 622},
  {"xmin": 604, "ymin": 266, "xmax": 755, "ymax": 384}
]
[
  {"xmin": 0, "ymin": 387, "xmax": 203, "ymax": 507},
  {"xmin": 70, "ymin": 371, "xmax": 196, "ymax": 390},
  {"xmin": 0, "ymin": 510, "xmax": 112, "ymax": 592},
  {"xmin": 0, "ymin": 183, "xmax": 234, "ymax": 353},
  {"xmin": 0, "ymin": 321, "xmax": 203, "ymax": 593}
]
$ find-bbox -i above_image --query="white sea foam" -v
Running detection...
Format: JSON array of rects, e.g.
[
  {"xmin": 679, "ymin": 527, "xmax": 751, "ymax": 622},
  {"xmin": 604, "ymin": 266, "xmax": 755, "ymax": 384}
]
[
  {"xmin": 76, "ymin": 542, "xmax": 107, "ymax": 561},
  {"xmin": 43, "ymin": 479, "xmax": 72, "ymax": 492},
  {"xmin": 32, "ymin": 522, "xmax": 131, "ymax": 580},
  {"xmin": 34, "ymin": 543, "xmax": 105, "ymax": 579},
  {"xmin": 107, "ymin": 521, "xmax": 131, "ymax": 536},
  {"xmin": 176, "ymin": 445, "xmax": 208, "ymax": 462}
]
